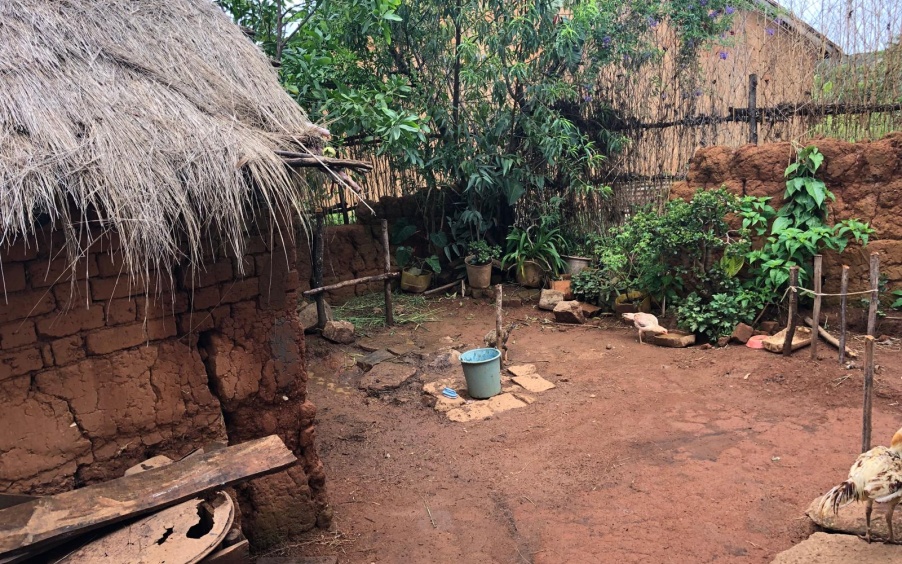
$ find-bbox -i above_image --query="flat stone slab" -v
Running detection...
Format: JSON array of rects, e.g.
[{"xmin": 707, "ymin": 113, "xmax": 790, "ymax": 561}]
[
  {"xmin": 356, "ymin": 349, "xmax": 396, "ymax": 370},
  {"xmin": 771, "ymin": 532, "xmax": 902, "ymax": 564},
  {"xmin": 422, "ymin": 377, "xmax": 467, "ymax": 412},
  {"xmin": 512, "ymin": 373, "xmax": 556, "ymax": 393},
  {"xmin": 507, "ymin": 364, "xmax": 537, "ymax": 377},
  {"xmin": 446, "ymin": 393, "xmax": 528, "ymax": 422},
  {"xmin": 387, "ymin": 342, "xmax": 418, "ymax": 356},
  {"xmin": 647, "ymin": 330, "xmax": 696, "ymax": 348},
  {"xmin": 538, "ymin": 289, "xmax": 564, "ymax": 311},
  {"xmin": 359, "ymin": 363, "xmax": 417, "ymax": 392},
  {"xmin": 807, "ymin": 494, "xmax": 898, "ymax": 539}
]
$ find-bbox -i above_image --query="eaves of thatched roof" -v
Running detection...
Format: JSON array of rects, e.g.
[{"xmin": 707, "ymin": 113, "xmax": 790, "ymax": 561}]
[{"xmin": 0, "ymin": 0, "xmax": 326, "ymax": 277}]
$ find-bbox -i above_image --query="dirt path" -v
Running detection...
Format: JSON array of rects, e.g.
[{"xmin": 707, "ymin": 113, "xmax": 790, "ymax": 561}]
[{"xmin": 281, "ymin": 296, "xmax": 902, "ymax": 563}]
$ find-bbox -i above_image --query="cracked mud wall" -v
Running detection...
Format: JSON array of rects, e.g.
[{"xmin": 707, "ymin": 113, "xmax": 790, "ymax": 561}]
[
  {"xmin": 0, "ymin": 226, "xmax": 328, "ymax": 545},
  {"xmin": 672, "ymin": 133, "xmax": 902, "ymax": 294}
]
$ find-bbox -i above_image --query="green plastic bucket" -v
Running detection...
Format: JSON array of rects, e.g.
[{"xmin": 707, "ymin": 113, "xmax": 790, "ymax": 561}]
[{"xmin": 459, "ymin": 348, "xmax": 502, "ymax": 399}]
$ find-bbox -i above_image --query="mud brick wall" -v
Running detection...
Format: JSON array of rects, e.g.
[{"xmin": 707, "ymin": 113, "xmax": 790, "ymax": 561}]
[
  {"xmin": 297, "ymin": 224, "xmax": 391, "ymax": 305},
  {"xmin": 0, "ymin": 225, "xmax": 328, "ymax": 547},
  {"xmin": 671, "ymin": 133, "xmax": 902, "ymax": 298}
]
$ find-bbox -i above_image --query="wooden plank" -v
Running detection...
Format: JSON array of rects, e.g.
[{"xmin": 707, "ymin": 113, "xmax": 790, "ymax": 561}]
[
  {"xmin": 862, "ymin": 336, "xmax": 876, "ymax": 452},
  {"xmin": 840, "ymin": 265, "xmax": 849, "ymax": 364},
  {"xmin": 810, "ymin": 255, "xmax": 822, "ymax": 359},
  {"xmin": 201, "ymin": 540, "xmax": 250, "ymax": 564},
  {"xmin": 0, "ymin": 435, "xmax": 295, "ymax": 557},
  {"xmin": 783, "ymin": 266, "xmax": 800, "ymax": 356}
]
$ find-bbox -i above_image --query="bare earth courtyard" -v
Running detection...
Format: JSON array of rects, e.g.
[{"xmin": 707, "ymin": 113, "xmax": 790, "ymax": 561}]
[{"xmin": 276, "ymin": 295, "xmax": 902, "ymax": 563}]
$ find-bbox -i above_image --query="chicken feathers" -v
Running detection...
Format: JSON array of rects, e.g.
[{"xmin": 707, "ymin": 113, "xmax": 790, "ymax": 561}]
[
  {"xmin": 820, "ymin": 428, "xmax": 902, "ymax": 542},
  {"xmin": 621, "ymin": 312, "xmax": 667, "ymax": 344}
]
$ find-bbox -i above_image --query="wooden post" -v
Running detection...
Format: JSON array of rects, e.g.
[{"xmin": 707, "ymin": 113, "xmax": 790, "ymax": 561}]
[
  {"xmin": 840, "ymin": 265, "xmax": 849, "ymax": 364},
  {"xmin": 381, "ymin": 220, "xmax": 394, "ymax": 326},
  {"xmin": 313, "ymin": 210, "xmax": 326, "ymax": 329},
  {"xmin": 783, "ymin": 266, "xmax": 800, "ymax": 356},
  {"xmin": 338, "ymin": 185, "xmax": 350, "ymax": 225},
  {"xmin": 810, "ymin": 255, "xmax": 822, "ymax": 359},
  {"xmin": 862, "ymin": 335, "xmax": 876, "ymax": 452},
  {"xmin": 748, "ymin": 74, "xmax": 758, "ymax": 145},
  {"xmin": 867, "ymin": 252, "xmax": 880, "ymax": 337},
  {"xmin": 495, "ymin": 284, "xmax": 504, "ymax": 362}
]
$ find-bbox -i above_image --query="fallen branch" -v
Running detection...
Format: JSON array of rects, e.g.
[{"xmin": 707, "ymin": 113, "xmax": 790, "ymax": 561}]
[
  {"xmin": 804, "ymin": 316, "xmax": 858, "ymax": 359},
  {"xmin": 277, "ymin": 151, "xmax": 374, "ymax": 172},
  {"xmin": 422, "ymin": 278, "xmax": 466, "ymax": 296},
  {"xmin": 303, "ymin": 272, "xmax": 400, "ymax": 297}
]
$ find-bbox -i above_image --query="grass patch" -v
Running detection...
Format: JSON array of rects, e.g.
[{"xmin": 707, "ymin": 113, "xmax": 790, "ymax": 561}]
[{"xmin": 333, "ymin": 291, "xmax": 442, "ymax": 330}]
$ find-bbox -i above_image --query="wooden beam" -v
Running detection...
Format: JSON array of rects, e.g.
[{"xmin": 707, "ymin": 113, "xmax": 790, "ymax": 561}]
[
  {"xmin": 302, "ymin": 272, "xmax": 400, "ymax": 297},
  {"xmin": 276, "ymin": 152, "xmax": 374, "ymax": 172},
  {"xmin": 862, "ymin": 335, "xmax": 876, "ymax": 452},
  {"xmin": 0, "ymin": 435, "xmax": 296, "ymax": 557},
  {"xmin": 783, "ymin": 266, "xmax": 800, "ymax": 356},
  {"xmin": 810, "ymin": 255, "xmax": 822, "ymax": 359},
  {"xmin": 840, "ymin": 265, "xmax": 849, "ymax": 364}
]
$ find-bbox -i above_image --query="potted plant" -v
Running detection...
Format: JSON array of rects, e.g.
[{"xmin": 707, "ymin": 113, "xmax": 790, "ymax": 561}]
[
  {"xmin": 502, "ymin": 225, "xmax": 567, "ymax": 288},
  {"xmin": 465, "ymin": 240, "xmax": 501, "ymax": 289},
  {"xmin": 561, "ymin": 234, "xmax": 597, "ymax": 275},
  {"xmin": 397, "ymin": 246, "xmax": 441, "ymax": 293}
]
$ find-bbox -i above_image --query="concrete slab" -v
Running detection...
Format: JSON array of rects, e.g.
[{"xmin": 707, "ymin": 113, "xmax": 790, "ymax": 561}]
[
  {"xmin": 512, "ymin": 373, "xmax": 556, "ymax": 393},
  {"xmin": 771, "ymin": 532, "xmax": 901, "ymax": 564},
  {"xmin": 507, "ymin": 364, "xmax": 537, "ymax": 377},
  {"xmin": 359, "ymin": 363, "xmax": 417, "ymax": 392},
  {"xmin": 446, "ymin": 393, "xmax": 528, "ymax": 422}
]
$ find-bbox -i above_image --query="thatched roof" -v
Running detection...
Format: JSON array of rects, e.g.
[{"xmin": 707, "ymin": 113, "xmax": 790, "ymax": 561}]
[{"xmin": 0, "ymin": 0, "xmax": 325, "ymax": 277}]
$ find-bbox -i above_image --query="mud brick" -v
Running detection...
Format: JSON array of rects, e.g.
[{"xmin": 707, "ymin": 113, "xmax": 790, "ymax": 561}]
[
  {"xmin": 191, "ymin": 286, "xmax": 222, "ymax": 311},
  {"xmin": 105, "ymin": 298, "xmax": 137, "ymax": 325},
  {"xmin": 145, "ymin": 316, "xmax": 177, "ymax": 341},
  {"xmin": 0, "ymin": 347, "xmax": 43, "ymax": 381},
  {"xmin": 51, "ymin": 335, "xmax": 85, "ymax": 366},
  {"xmin": 96, "ymin": 251, "xmax": 126, "ymax": 278},
  {"xmin": 1, "ymin": 239, "xmax": 40, "ymax": 262},
  {"xmin": 182, "ymin": 261, "xmax": 233, "ymax": 289},
  {"xmin": 730, "ymin": 322, "xmax": 755, "ymax": 344},
  {"xmin": 0, "ymin": 263, "xmax": 26, "ymax": 293},
  {"xmin": 221, "ymin": 277, "xmax": 260, "ymax": 304},
  {"xmin": 85, "ymin": 324, "xmax": 146, "ymax": 355},
  {"xmin": 35, "ymin": 306, "xmax": 105, "ymax": 338},
  {"xmin": 0, "ymin": 320, "xmax": 37, "ymax": 349},
  {"xmin": 28, "ymin": 256, "xmax": 98, "ymax": 288},
  {"xmin": 0, "ymin": 290, "xmax": 56, "ymax": 324}
]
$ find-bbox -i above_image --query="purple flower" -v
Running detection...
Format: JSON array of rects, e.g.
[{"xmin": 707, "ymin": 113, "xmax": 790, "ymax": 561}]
[
  {"xmin": 725, "ymin": 6, "xmax": 735, "ymax": 15},
  {"xmin": 694, "ymin": 88, "xmax": 703, "ymax": 97},
  {"xmin": 766, "ymin": 27, "xmax": 775, "ymax": 36},
  {"xmin": 699, "ymin": 0, "xmax": 707, "ymax": 5},
  {"xmin": 709, "ymin": 9, "xmax": 720, "ymax": 18},
  {"xmin": 661, "ymin": 93, "xmax": 668, "ymax": 99},
  {"xmin": 718, "ymin": 50, "xmax": 728, "ymax": 60},
  {"xmin": 583, "ymin": 94, "xmax": 593, "ymax": 102},
  {"xmin": 602, "ymin": 35, "xmax": 612, "ymax": 47},
  {"xmin": 647, "ymin": 16, "xmax": 659, "ymax": 28},
  {"xmin": 775, "ymin": 17, "xmax": 784, "ymax": 25}
]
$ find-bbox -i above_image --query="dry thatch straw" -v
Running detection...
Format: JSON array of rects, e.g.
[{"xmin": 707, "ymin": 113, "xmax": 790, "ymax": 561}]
[{"xmin": 0, "ymin": 0, "xmax": 325, "ymax": 285}]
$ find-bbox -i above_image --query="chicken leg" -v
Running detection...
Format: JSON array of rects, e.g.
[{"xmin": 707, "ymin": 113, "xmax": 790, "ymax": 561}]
[
  {"xmin": 887, "ymin": 497, "xmax": 901, "ymax": 543},
  {"xmin": 861, "ymin": 500, "xmax": 874, "ymax": 543}
]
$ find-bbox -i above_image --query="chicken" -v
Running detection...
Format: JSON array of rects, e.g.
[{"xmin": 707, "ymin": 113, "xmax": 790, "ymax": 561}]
[
  {"xmin": 621, "ymin": 312, "xmax": 668, "ymax": 344},
  {"xmin": 484, "ymin": 322, "xmax": 518, "ymax": 362},
  {"xmin": 819, "ymin": 427, "xmax": 902, "ymax": 543}
]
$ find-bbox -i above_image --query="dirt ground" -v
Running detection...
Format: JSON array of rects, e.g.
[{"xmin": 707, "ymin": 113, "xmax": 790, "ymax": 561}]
[{"xmin": 277, "ymin": 292, "xmax": 902, "ymax": 563}]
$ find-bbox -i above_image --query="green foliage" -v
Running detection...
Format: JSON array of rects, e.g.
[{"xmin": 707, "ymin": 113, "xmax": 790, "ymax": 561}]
[
  {"xmin": 467, "ymin": 240, "xmax": 501, "ymax": 266},
  {"xmin": 502, "ymin": 225, "xmax": 567, "ymax": 279},
  {"xmin": 892, "ymin": 289, "xmax": 902, "ymax": 310},
  {"xmin": 742, "ymin": 146, "xmax": 874, "ymax": 296},
  {"xmin": 676, "ymin": 284, "xmax": 768, "ymax": 342},
  {"xmin": 396, "ymin": 246, "xmax": 441, "ymax": 274}
]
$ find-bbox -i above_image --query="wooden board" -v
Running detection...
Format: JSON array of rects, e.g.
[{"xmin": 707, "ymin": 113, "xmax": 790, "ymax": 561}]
[
  {"xmin": 763, "ymin": 327, "xmax": 812, "ymax": 353},
  {"xmin": 58, "ymin": 492, "xmax": 234, "ymax": 564},
  {"xmin": 200, "ymin": 539, "xmax": 250, "ymax": 564},
  {"xmin": 0, "ymin": 435, "xmax": 295, "ymax": 557}
]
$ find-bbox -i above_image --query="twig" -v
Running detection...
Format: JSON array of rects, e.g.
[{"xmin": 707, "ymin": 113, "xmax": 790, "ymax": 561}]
[{"xmin": 423, "ymin": 497, "xmax": 437, "ymax": 528}]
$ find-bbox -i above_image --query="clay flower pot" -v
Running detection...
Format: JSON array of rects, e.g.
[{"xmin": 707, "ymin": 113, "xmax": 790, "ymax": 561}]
[
  {"xmin": 400, "ymin": 269, "xmax": 432, "ymax": 293},
  {"xmin": 465, "ymin": 256, "xmax": 492, "ymax": 289},
  {"xmin": 516, "ymin": 260, "xmax": 545, "ymax": 288}
]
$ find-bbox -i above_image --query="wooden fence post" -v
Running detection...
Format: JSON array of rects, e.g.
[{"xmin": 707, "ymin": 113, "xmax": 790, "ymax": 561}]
[
  {"xmin": 748, "ymin": 74, "xmax": 758, "ymax": 145},
  {"xmin": 810, "ymin": 255, "xmax": 822, "ymax": 359},
  {"xmin": 381, "ymin": 219, "xmax": 394, "ymax": 327},
  {"xmin": 783, "ymin": 266, "xmax": 799, "ymax": 356},
  {"xmin": 862, "ymin": 335, "xmax": 876, "ymax": 452},
  {"xmin": 313, "ymin": 210, "xmax": 326, "ymax": 329},
  {"xmin": 867, "ymin": 252, "xmax": 880, "ymax": 337},
  {"xmin": 839, "ymin": 265, "xmax": 849, "ymax": 364}
]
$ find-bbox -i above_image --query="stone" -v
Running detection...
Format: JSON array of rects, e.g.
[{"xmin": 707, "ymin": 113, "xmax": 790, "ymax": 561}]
[
  {"xmin": 387, "ymin": 343, "xmax": 417, "ymax": 356},
  {"xmin": 647, "ymin": 330, "xmax": 697, "ymax": 348},
  {"xmin": 445, "ymin": 393, "xmax": 529, "ymax": 422},
  {"xmin": 358, "ymin": 363, "xmax": 417, "ymax": 392},
  {"xmin": 759, "ymin": 320, "xmax": 779, "ymax": 334},
  {"xmin": 421, "ymin": 379, "xmax": 468, "ymax": 413},
  {"xmin": 730, "ymin": 322, "xmax": 755, "ymax": 344},
  {"xmin": 357, "ymin": 340, "xmax": 380, "ymax": 352},
  {"xmin": 513, "ymin": 392, "xmax": 536, "ymax": 405},
  {"xmin": 771, "ymin": 532, "xmax": 901, "ymax": 564},
  {"xmin": 579, "ymin": 302, "xmax": 602, "ymax": 318},
  {"xmin": 511, "ymin": 373, "xmax": 556, "ymax": 393},
  {"xmin": 322, "ymin": 321, "xmax": 355, "ymax": 344},
  {"xmin": 297, "ymin": 301, "xmax": 333, "ymax": 332},
  {"xmin": 553, "ymin": 300, "xmax": 585, "ymax": 324},
  {"xmin": 806, "ymin": 494, "xmax": 897, "ymax": 539},
  {"xmin": 507, "ymin": 364, "xmax": 537, "ymax": 377},
  {"xmin": 538, "ymin": 289, "xmax": 564, "ymax": 311},
  {"xmin": 426, "ymin": 349, "xmax": 461, "ymax": 371},
  {"xmin": 356, "ymin": 349, "xmax": 396, "ymax": 370}
]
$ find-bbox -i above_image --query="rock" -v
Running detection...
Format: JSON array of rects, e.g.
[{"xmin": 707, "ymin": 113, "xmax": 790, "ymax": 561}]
[
  {"xmin": 297, "ymin": 301, "xmax": 333, "ymax": 332},
  {"xmin": 511, "ymin": 373, "xmax": 556, "ymax": 393},
  {"xmin": 646, "ymin": 330, "xmax": 696, "ymax": 348},
  {"xmin": 553, "ymin": 300, "xmax": 586, "ymax": 324},
  {"xmin": 357, "ymin": 340, "xmax": 381, "ymax": 352},
  {"xmin": 445, "ymin": 393, "xmax": 528, "ymax": 422},
  {"xmin": 771, "ymin": 532, "xmax": 902, "ymax": 564},
  {"xmin": 427, "ymin": 349, "xmax": 462, "ymax": 371},
  {"xmin": 730, "ymin": 322, "xmax": 755, "ymax": 344},
  {"xmin": 387, "ymin": 343, "xmax": 417, "ymax": 356},
  {"xmin": 806, "ymin": 494, "xmax": 896, "ymax": 539},
  {"xmin": 699, "ymin": 343, "xmax": 713, "ymax": 350},
  {"xmin": 322, "ymin": 320, "xmax": 355, "ymax": 344},
  {"xmin": 356, "ymin": 349, "xmax": 396, "ymax": 370},
  {"xmin": 716, "ymin": 335, "xmax": 730, "ymax": 347},
  {"xmin": 579, "ymin": 302, "xmax": 602, "ymax": 318},
  {"xmin": 538, "ymin": 289, "xmax": 565, "ymax": 311},
  {"xmin": 759, "ymin": 320, "xmax": 779, "ymax": 334},
  {"xmin": 507, "ymin": 364, "xmax": 537, "ymax": 377},
  {"xmin": 513, "ymin": 392, "xmax": 536, "ymax": 405},
  {"xmin": 358, "ymin": 363, "xmax": 417, "ymax": 392}
]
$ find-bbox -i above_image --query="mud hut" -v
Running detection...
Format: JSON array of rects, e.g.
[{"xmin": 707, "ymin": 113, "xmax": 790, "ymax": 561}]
[{"xmin": 0, "ymin": 0, "xmax": 330, "ymax": 544}]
